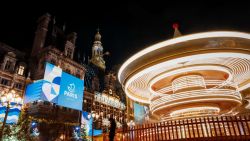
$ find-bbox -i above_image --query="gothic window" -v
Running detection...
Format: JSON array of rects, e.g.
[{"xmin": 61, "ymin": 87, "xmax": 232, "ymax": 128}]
[
  {"xmin": 15, "ymin": 83, "xmax": 23, "ymax": 89},
  {"xmin": 1, "ymin": 78, "xmax": 10, "ymax": 86},
  {"xmin": 5, "ymin": 60, "xmax": 12, "ymax": 70},
  {"xmin": 67, "ymin": 48, "xmax": 72, "ymax": 58},
  {"xmin": 17, "ymin": 66, "xmax": 25, "ymax": 75}
]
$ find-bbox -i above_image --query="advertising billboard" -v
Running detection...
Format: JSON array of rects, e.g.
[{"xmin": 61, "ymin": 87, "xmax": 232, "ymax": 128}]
[
  {"xmin": 57, "ymin": 72, "xmax": 84, "ymax": 110},
  {"xmin": 24, "ymin": 80, "xmax": 44, "ymax": 104},
  {"xmin": 134, "ymin": 103, "xmax": 149, "ymax": 124},
  {"xmin": 24, "ymin": 62, "xmax": 84, "ymax": 111}
]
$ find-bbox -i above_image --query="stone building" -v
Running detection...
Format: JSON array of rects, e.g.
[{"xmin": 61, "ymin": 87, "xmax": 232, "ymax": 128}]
[
  {"xmin": 83, "ymin": 30, "xmax": 126, "ymax": 132},
  {"xmin": 0, "ymin": 42, "xmax": 28, "ymax": 100},
  {"xmin": 0, "ymin": 12, "xmax": 126, "ymax": 140},
  {"xmin": 26, "ymin": 13, "xmax": 85, "ymax": 140}
]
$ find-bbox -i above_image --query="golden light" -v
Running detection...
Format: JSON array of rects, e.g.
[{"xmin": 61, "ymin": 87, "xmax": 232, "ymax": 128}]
[{"xmin": 118, "ymin": 31, "xmax": 250, "ymax": 120}]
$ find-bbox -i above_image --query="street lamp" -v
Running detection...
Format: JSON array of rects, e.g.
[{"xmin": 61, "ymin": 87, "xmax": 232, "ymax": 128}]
[
  {"xmin": 0, "ymin": 89, "xmax": 22, "ymax": 140},
  {"xmin": 127, "ymin": 120, "xmax": 135, "ymax": 128},
  {"xmin": 88, "ymin": 112, "xmax": 99, "ymax": 141},
  {"xmin": 126, "ymin": 120, "xmax": 135, "ymax": 140}
]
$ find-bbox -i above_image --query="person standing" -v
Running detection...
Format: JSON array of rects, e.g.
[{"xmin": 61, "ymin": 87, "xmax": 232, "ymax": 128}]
[{"xmin": 109, "ymin": 116, "xmax": 116, "ymax": 141}]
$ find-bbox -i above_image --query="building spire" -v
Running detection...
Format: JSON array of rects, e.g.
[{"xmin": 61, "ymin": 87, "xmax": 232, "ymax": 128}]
[
  {"xmin": 31, "ymin": 13, "xmax": 51, "ymax": 56},
  {"xmin": 173, "ymin": 23, "xmax": 182, "ymax": 38},
  {"xmin": 90, "ymin": 28, "xmax": 106, "ymax": 70},
  {"xmin": 95, "ymin": 28, "xmax": 102, "ymax": 42}
]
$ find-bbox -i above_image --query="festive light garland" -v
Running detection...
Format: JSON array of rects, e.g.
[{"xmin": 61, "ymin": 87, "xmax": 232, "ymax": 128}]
[{"xmin": 27, "ymin": 116, "xmax": 80, "ymax": 126}]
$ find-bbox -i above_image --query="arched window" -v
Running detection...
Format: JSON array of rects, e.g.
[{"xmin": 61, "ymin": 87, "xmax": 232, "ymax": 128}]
[
  {"xmin": 17, "ymin": 66, "xmax": 25, "ymax": 75},
  {"xmin": 67, "ymin": 48, "xmax": 72, "ymax": 58},
  {"xmin": 4, "ymin": 60, "xmax": 12, "ymax": 70}
]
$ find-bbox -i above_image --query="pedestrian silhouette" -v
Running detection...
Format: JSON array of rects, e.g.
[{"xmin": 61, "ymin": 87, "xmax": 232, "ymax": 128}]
[{"xmin": 109, "ymin": 116, "xmax": 116, "ymax": 141}]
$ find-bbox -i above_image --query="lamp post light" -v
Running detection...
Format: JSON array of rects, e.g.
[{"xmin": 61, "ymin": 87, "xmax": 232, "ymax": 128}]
[
  {"xmin": 127, "ymin": 120, "xmax": 135, "ymax": 140},
  {"xmin": 88, "ymin": 112, "xmax": 99, "ymax": 141},
  {"xmin": 0, "ymin": 89, "xmax": 22, "ymax": 140},
  {"xmin": 127, "ymin": 120, "xmax": 135, "ymax": 128}
]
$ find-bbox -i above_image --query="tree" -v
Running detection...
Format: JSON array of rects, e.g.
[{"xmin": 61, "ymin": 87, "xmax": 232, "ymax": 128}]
[
  {"xmin": 80, "ymin": 126, "xmax": 88, "ymax": 141},
  {"xmin": 12, "ymin": 108, "xmax": 34, "ymax": 141}
]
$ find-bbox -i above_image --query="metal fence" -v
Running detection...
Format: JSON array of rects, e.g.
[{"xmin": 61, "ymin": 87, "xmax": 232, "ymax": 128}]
[{"xmin": 111, "ymin": 114, "xmax": 250, "ymax": 141}]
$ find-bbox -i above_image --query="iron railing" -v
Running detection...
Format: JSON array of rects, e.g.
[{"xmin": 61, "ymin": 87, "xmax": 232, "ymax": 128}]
[{"xmin": 108, "ymin": 114, "xmax": 250, "ymax": 141}]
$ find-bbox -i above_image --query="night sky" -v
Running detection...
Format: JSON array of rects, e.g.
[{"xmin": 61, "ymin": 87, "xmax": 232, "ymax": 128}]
[{"xmin": 1, "ymin": 2, "xmax": 250, "ymax": 71}]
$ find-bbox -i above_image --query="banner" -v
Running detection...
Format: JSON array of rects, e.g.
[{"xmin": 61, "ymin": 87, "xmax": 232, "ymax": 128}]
[
  {"xmin": 41, "ymin": 62, "xmax": 62, "ymax": 103},
  {"xmin": 57, "ymin": 72, "xmax": 84, "ymax": 110},
  {"xmin": 134, "ymin": 103, "xmax": 149, "ymax": 124},
  {"xmin": 24, "ymin": 80, "xmax": 44, "ymax": 104},
  {"xmin": 81, "ymin": 111, "xmax": 102, "ymax": 136},
  {"xmin": 0, "ymin": 104, "xmax": 21, "ymax": 124},
  {"xmin": 24, "ymin": 62, "xmax": 84, "ymax": 111}
]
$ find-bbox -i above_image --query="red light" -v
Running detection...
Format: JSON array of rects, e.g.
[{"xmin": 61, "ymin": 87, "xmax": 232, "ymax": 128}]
[{"xmin": 173, "ymin": 23, "xmax": 179, "ymax": 29}]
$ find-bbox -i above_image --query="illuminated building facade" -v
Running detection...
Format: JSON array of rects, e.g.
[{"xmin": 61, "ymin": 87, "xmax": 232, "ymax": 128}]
[
  {"xmin": 118, "ymin": 31, "xmax": 250, "ymax": 122},
  {"xmin": 26, "ymin": 13, "xmax": 85, "ymax": 140},
  {"xmin": 0, "ymin": 42, "xmax": 28, "ymax": 104},
  {"xmin": 0, "ymin": 13, "xmax": 126, "ymax": 140},
  {"xmin": 83, "ymin": 30, "xmax": 126, "ymax": 133},
  {"xmin": 24, "ymin": 13, "xmax": 126, "ymax": 140}
]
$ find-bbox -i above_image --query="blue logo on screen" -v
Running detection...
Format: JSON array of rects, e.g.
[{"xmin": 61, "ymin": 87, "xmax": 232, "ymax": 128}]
[
  {"xmin": 57, "ymin": 72, "xmax": 84, "ymax": 111},
  {"xmin": 64, "ymin": 83, "xmax": 77, "ymax": 99},
  {"xmin": 68, "ymin": 83, "xmax": 75, "ymax": 93}
]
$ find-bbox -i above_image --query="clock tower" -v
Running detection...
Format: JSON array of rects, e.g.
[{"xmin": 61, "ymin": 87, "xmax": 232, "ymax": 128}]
[{"xmin": 90, "ymin": 29, "xmax": 106, "ymax": 70}]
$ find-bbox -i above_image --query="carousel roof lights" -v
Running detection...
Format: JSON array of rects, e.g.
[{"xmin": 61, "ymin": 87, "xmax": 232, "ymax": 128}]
[
  {"xmin": 151, "ymin": 98, "xmax": 242, "ymax": 115},
  {"xmin": 119, "ymin": 31, "xmax": 250, "ymax": 119},
  {"xmin": 125, "ymin": 53, "xmax": 250, "ymax": 103},
  {"xmin": 169, "ymin": 106, "xmax": 220, "ymax": 117},
  {"xmin": 118, "ymin": 31, "xmax": 250, "ymax": 83}
]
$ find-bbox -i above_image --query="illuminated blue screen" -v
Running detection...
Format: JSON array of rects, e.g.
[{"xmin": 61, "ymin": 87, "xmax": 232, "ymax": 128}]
[
  {"xmin": 24, "ymin": 80, "xmax": 43, "ymax": 104},
  {"xmin": 24, "ymin": 62, "xmax": 84, "ymax": 111},
  {"xmin": 134, "ymin": 103, "xmax": 149, "ymax": 124},
  {"xmin": 57, "ymin": 72, "xmax": 84, "ymax": 111},
  {"xmin": 0, "ymin": 104, "xmax": 21, "ymax": 124},
  {"xmin": 81, "ymin": 111, "xmax": 102, "ymax": 136}
]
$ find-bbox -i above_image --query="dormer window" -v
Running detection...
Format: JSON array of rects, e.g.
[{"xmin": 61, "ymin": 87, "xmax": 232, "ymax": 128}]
[
  {"xmin": 5, "ymin": 60, "xmax": 12, "ymax": 71},
  {"xmin": 1, "ymin": 78, "xmax": 10, "ymax": 86},
  {"xmin": 64, "ymin": 41, "xmax": 75, "ymax": 59},
  {"xmin": 66, "ymin": 48, "xmax": 72, "ymax": 58},
  {"xmin": 17, "ymin": 66, "xmax": 25, "ymax": 75}
]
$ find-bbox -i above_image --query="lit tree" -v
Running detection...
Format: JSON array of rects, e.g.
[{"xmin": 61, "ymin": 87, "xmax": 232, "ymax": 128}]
[
  {"xmin": 12, "ymin": 108, "xmax": 34, "ymax": 141},
  {"xmin": 80, "ymin": 126, "xmax": 88, "ymax": 141}
]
